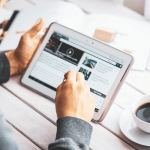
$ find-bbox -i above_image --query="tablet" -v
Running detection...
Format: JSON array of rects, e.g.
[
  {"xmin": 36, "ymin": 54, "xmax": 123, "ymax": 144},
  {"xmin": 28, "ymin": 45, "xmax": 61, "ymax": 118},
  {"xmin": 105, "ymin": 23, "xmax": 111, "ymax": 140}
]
[{"xmin": 21, "ymin": 23, "xmax": 134, "ymax": 122}]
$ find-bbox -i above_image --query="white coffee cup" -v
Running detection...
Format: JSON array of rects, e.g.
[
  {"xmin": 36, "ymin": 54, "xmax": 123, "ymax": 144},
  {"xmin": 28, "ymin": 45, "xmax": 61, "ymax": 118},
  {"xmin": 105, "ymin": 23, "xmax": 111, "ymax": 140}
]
[{"xmin": 132, "ymin": 95, "xmax": 150, "ymax": 133}]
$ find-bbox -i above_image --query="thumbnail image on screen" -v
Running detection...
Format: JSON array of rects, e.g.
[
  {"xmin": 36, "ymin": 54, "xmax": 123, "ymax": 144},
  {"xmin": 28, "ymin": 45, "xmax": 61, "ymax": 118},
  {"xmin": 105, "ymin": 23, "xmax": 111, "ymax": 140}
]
[
  {"xmin": 78, "ymin": 67, "xmax": 91, "ymax": 81},
  {"xmin": 82, "ymin": 56, "xmax": 97, "ymax": 69},
  {"xmin": 44, "ymin": 32, "xmax": 84, "ymax": 66}
]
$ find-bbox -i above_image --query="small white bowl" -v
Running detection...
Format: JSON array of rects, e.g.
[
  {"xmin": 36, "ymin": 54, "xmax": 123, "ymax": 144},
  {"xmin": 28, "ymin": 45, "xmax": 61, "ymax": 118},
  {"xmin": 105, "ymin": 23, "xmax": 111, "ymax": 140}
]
[{"xmin": 132, "ymin": 95, "xmax": 150, "ymax": 133}]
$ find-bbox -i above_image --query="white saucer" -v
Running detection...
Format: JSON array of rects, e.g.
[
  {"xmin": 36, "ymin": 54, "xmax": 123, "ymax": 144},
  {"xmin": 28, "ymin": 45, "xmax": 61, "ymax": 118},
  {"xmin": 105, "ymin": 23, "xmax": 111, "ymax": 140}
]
[{"xmin": 119, "ymin": 106, "xmax": 150, "ymax": 147}]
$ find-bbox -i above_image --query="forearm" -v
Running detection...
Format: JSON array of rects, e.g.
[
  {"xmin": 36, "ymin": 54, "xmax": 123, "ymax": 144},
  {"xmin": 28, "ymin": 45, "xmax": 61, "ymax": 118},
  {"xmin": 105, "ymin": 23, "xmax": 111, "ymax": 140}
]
[
  {"xmin": 5, "ymin": 50, "xmax": 20, "ymax": 76},
  {"xmin": 48, "ymin": 117, "xmax": 92, "ymax": 150},
  {"xmin": 0, "ymin": 109, "xmax": 20, "ymax": 150}
]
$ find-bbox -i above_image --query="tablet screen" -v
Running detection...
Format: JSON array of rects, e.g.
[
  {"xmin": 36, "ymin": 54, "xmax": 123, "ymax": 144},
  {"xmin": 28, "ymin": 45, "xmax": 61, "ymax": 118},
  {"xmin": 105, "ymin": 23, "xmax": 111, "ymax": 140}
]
[{"xmin": 29, "ymin": 32, "xmax": 124, "ymax": 112}]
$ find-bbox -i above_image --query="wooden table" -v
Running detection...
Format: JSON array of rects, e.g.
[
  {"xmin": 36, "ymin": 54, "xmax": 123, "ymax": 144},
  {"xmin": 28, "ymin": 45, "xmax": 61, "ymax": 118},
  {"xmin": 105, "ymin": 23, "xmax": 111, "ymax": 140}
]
[{"xmin": 1, "ymin": 0, "xmax": 150, "ymax": 149}]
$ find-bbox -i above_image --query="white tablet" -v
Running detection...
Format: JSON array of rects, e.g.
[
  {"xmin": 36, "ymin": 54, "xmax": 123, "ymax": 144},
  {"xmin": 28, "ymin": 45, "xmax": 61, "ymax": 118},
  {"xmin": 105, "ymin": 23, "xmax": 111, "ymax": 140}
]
[{"xmin": 21, "ymin": 23, "xmax": 134, "ymax": 122}]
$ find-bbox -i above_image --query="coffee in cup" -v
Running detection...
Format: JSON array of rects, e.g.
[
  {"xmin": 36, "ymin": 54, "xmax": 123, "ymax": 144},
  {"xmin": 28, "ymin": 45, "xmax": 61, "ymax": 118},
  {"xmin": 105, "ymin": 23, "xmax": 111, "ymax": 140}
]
[
  {"xmin": 135, "ymin": 103, "xmax": 150, "ymax": 123},
  {"xmin": 132, "ymin": 95, "xmax": 150, "ymax": 133}
]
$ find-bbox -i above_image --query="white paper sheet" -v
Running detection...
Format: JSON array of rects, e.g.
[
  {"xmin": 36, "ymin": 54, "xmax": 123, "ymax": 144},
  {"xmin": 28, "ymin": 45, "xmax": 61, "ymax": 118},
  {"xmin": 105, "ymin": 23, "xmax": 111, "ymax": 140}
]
[
  {"xmin": 25, "ymin": 0, "xmax": 56, "ymax": 5},
  {"xmin": 4, "ymin": 0, "xmax": 33, "ymax": 10},
  {"xmin": 0, "ymin": 8, "xmax": 13, "ymax": 23},
  {"xmin": 0, "ymin": 1, "xmax": 84, "ymax": 51},
  {"xmin": 81, "ymin": 14, "xmax": 150, "ymax": 71}
]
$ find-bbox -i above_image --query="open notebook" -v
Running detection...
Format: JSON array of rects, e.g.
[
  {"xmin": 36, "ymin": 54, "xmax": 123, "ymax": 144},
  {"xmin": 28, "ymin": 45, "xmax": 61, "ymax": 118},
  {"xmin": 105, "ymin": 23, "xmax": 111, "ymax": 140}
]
[{"xmin": 1, "ymin": 1, "xmax": 150, "ymax": 71}]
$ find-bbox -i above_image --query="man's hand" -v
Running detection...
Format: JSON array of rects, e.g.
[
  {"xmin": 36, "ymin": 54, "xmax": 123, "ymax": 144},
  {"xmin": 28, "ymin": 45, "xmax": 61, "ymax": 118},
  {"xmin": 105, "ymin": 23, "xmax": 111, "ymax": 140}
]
[
  {"xmin": 5, "ymin": 19, "xmax": 45, "ymax": 75},
  {"xmin": 55, "ymin": 70, "xmax": 96, "ymax": 123}
]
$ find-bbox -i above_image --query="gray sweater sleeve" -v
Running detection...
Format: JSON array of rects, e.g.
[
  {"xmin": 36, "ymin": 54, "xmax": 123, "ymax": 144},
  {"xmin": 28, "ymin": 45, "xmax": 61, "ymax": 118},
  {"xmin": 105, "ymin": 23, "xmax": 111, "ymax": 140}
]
[
  {"xmin": 0, "ymin": 53, "xmax": 10, "ymax": 84},
  {"xmin": 48, "ymin": 117, "xmax": 93, "ymax": 150}
]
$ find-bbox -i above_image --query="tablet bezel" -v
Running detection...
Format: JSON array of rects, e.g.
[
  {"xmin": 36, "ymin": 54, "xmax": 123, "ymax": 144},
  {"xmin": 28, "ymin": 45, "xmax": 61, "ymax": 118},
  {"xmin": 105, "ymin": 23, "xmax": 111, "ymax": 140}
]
[{"xmin": 21, "ymin": 22, "xmax": 134, "ymax": 122}]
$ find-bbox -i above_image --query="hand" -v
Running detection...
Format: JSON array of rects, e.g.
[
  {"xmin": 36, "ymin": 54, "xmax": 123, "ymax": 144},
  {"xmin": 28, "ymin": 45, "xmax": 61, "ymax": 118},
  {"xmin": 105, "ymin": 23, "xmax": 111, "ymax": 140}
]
[
  {"xmin": 5, "ymin": 19, "xmax": 45, "ymax": 75},
  {"xmin": 55, "ymin": 70, "xmax": 96, "ymax": 123}
]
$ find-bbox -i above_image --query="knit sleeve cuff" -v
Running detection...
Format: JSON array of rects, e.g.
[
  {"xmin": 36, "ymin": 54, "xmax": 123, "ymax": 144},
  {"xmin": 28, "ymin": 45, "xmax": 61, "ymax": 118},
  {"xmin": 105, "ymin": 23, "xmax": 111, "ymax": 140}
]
[{"xmin": 56, "ymin": 116, "xmax": 93, "ymax": 146}]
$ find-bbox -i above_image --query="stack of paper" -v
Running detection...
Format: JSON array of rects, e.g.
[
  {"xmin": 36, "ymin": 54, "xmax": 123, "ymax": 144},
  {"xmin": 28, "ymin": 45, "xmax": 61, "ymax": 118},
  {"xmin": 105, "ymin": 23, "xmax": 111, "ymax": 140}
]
[
  {"xmin": 0, "ymin": 1, "xmax": 84, "ymax": 51},
  {"xmin": 1, "ymin": 1, "xmax": 150, "ymax": 71}
]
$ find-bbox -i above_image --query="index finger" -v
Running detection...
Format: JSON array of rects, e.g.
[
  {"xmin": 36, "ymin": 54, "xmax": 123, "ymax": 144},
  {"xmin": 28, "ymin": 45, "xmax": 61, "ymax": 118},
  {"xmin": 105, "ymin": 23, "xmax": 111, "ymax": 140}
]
[
  {"xmin": 25, "ymin": 18, "xmax": 45, "ymax": 38},
  {"xmin": 76, "ymin": 72, "xmax": 84, "ymax": 83},
  {"xmin": 65, "ymin": 70, "xmax": 76, "ymax": 82}
]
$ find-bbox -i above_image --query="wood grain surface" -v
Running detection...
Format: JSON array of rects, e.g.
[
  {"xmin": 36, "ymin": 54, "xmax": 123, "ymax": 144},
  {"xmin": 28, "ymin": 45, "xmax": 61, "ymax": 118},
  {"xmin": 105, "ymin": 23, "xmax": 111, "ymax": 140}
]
[
  {"xmin": 3, "ymin": 75, "xmax": 137, "ymax": 150},
  {"xmin": 0, "ymin": 86, "xmax": 56, "ymax": 150},
  {"xmin": 126, "ymin": 70, "xmax": 150, "ymax": 95},
  {"xmin": 13, "ymin": 128, "xmax": 40, "ymax": 150},
  {"xmin": 4, "ymin": 75, "xmax": 150, "ymax": 149},
  {"xmin": 114, "ymin": 83, "xmax": 143, "ymax": 109},
  {"xmin": 2, "ymin": 0, "xmax": 150, "ymax": 149}
]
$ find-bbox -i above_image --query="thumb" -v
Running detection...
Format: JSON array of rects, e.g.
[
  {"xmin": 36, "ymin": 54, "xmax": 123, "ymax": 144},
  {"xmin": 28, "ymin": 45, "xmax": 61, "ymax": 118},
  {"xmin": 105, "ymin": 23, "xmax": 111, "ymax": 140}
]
[{"xmin": 25, "ymin": 18, "xmax": 45, "ymax": 38}]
